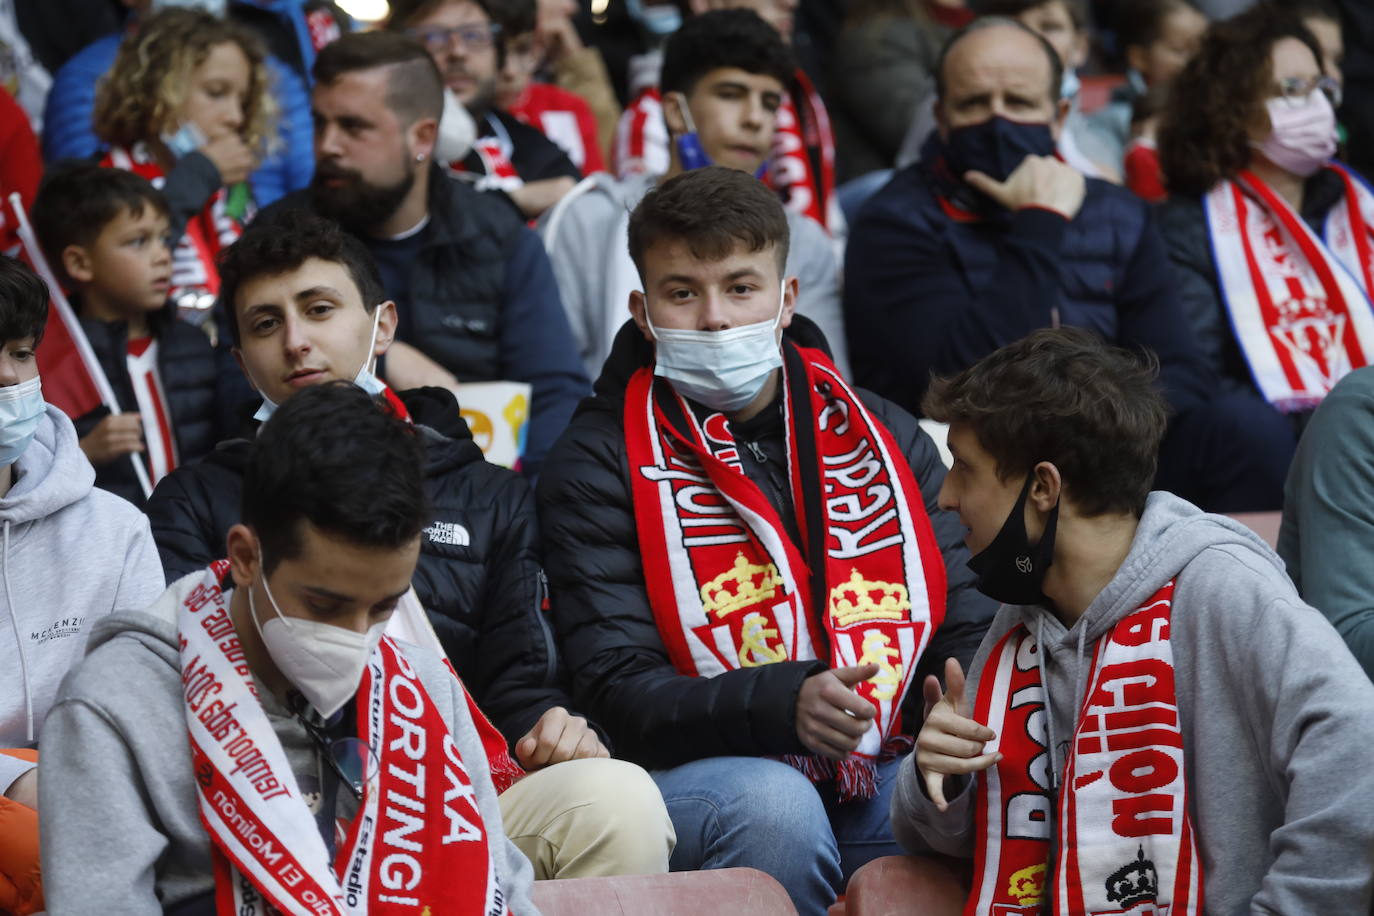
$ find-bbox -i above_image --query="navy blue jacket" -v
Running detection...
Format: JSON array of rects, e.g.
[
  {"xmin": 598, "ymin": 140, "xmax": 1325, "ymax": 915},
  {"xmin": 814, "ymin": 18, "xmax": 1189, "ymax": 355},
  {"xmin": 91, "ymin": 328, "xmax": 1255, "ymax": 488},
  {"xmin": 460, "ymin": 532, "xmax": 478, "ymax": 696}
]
[{"xmin": 843, "ymin": 144, "xmax": 1212, "ymax": 417}]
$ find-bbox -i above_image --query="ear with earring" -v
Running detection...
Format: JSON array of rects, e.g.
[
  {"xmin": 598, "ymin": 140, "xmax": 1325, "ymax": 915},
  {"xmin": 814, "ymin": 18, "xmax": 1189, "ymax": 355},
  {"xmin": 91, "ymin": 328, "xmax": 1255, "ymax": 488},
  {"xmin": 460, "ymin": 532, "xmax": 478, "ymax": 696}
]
[{"xmin": 416, "ymin": 153, "xmax": 427, "ymax": 162}]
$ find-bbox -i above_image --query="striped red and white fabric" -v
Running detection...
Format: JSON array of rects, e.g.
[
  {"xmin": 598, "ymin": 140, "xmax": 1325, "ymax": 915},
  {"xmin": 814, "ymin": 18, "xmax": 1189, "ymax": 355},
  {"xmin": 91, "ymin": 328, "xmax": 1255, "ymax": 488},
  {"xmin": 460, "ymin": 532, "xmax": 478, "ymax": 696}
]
[
  {"xmin": 125, "ymin": 338, "xmax": 177, "ymax": 484},
  {"xmin": 1205, "ymin": 166, "xmax": 1374, "ymax": 412},
  {"xmin": 967, "ymin": 581, "xmax": 1201, "ymax": 916}
]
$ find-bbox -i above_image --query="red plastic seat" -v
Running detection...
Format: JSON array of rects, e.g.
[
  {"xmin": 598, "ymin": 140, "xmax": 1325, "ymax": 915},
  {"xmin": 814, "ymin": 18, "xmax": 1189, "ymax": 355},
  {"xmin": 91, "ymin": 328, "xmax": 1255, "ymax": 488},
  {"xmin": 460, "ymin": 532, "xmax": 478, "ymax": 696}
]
[
  {"xmin": 831, "ymin": 855, "xmax": 968, "ymax": 916},
  {"xmin": 531, "ymin": 867, "xmax": 797, "ymax": 915}
]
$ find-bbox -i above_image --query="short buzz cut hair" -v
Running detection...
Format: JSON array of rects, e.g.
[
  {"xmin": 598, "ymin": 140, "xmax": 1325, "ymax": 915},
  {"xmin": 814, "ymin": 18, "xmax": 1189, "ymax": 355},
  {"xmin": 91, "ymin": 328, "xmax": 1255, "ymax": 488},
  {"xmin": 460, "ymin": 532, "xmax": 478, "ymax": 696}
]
[
  {"xmin": 312, "ymin": 29, "xmax": 445, "ymax": 125},
  {"xmin": 32, "ymin": 162, "xmax": 171, "ymax": 286},
  {"xmin": 0, "ymin": 256, "xmax": 49, "ymax": 347},
  {"xmin": 217, "ymin": 210, "xmax": 387, "ymax": 348},
  {"xmin": 922, "ymin": 328, "xmax": 1168, "ymax": 517},
  {"xmin": 243, "ymin": 381, "xmax": 429, "ymax": 575},
  {"xmin": 660, "ymin": 9, "xmax": 796, "ymax": 101},
  {"xmin": 935, "ymin": 16, "xmax": 1065, "ymax": 103},
  {"xmin": 627, "ymin": 166, "xmax": 790, "ymax": 281}
]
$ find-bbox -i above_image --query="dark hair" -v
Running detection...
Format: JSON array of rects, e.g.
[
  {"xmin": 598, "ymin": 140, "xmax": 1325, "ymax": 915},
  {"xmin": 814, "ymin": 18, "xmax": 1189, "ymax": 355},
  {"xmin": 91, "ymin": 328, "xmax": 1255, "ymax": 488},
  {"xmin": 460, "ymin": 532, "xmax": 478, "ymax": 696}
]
[
  {"xmin": 313, "ymin": 30, "xmax": 445, "ymax": 125},
  {"xmin": 922, "ymin": 327, "xmax": 1168, "ymax": 517},
  {"xmin": 217, "ymin": 210, "xmax": 386, "ymax": 348},
  {"xmin": 1290, "ymin": 0, "xmax": 1341, "ymax": 23},
  {"xmin": 628, "ymin": 166, "xmax": 790, "ymax": 279},
  {"xmin": 970, "ymin": 0, "xmax": 1087, "ymax": 29},
  {"xmin": 935, "ymin": 16, "xmax": 1064, "ymax": 103},
  {"xmin": 387, "ymin": 0, "xmax": 510, "ymax": 63},
  {"xmin": 243, "ymin": 382, "xmax": 428, "ymax": 573},
  {"xmin": 32, "ymin": 162, "xmax": 171, "ymax": 285},
  {"xmin": 1115, "ymin": 0, "xmax": 1195, "ymax": 51},
  {"xmin": 660, "ymin": 9, "xmax": 795, "ymax": 101},
  {"xmin": 484, "ymin": 0, "xmax": 536, "ymax": 39},
  {"xmin": 1158, "ymin": 6, "xmax": 1323, "ymax": 197},
  {"xmin": 0, "ymin": 256, "xmax": 49, "ymax": 347}
]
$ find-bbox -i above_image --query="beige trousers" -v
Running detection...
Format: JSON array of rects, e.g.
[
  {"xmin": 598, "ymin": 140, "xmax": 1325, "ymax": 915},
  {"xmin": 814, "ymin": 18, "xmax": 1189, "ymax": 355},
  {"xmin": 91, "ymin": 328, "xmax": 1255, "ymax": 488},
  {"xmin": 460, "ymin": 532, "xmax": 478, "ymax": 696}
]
[{"xmin": 497, "ymin": 757, "xmax": 676, "ymax": 880}]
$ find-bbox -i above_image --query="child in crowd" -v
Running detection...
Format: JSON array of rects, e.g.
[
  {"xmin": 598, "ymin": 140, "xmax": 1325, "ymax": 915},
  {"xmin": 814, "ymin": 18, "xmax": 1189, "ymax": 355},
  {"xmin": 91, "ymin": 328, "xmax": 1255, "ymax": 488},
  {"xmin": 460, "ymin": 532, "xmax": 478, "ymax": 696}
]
[
  {"xmin": 0, "ymin": 254, "xmax": 164, "ymax": 915},
  {"xmin": 90, "ymin": 7, "xmax": 272, "ymax": 341},
  {"xmin": 32, "ymin": 163, "xmax": 246, "ymax": 506},
  {"xmin": 898, "ymin": 328, "xmax": 1374, "ymax": 913}
]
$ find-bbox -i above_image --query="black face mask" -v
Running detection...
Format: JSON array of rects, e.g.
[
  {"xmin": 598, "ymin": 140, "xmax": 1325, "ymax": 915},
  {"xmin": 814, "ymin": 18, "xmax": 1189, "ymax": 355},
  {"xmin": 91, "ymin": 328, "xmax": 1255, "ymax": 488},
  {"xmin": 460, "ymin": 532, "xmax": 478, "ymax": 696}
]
[
  {"xmin": 966, "ymin": 472, "xmax": 1059, "ymax": 606},
  {"xmin": 945, "ymin": 116, "xmax": 1057, "ymax": 185}
]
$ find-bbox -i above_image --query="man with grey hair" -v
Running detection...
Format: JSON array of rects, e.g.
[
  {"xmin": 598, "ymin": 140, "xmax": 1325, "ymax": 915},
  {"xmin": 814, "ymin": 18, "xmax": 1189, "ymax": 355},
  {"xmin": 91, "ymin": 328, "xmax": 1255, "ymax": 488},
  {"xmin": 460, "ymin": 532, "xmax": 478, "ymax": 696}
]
[{"xmin": 843, "ymin": 17, "xmax": 1290, "ymax": 513}]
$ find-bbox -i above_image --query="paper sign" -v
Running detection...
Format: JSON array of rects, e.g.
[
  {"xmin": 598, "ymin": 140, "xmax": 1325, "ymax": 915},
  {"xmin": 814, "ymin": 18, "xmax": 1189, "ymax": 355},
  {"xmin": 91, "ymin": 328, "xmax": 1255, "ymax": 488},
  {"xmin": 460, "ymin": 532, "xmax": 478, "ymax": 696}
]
[{"xmin": 452, "ymin": 381, "xmax": 531, "ymax": 469}]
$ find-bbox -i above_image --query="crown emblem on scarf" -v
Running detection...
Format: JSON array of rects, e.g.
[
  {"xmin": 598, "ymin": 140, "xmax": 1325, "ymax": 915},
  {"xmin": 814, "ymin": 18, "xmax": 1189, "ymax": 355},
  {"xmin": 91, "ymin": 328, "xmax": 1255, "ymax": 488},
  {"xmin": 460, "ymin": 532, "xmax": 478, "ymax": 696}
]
[
  {"xmin": 828, "ymin": 569, "xmax": 910, "ymax": 627},
  {"xmin": 1105, "ymin": 847, "xmax": 1159, "ymax": 908},
  {"xmin": 700, "ymin": 553, "xmax": 782, "ymax": 619},
  {"xmin": 1006, "ymin": 863, "xmax": 1046, "ymax": 906}
]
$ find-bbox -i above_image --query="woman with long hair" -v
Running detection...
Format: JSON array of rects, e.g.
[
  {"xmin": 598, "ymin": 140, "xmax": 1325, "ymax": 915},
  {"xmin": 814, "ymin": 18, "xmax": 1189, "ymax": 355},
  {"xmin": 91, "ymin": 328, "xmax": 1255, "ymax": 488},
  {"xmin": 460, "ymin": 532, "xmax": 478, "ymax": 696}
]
[
  {"xmin": 93, "ymin": 7, "xmax": 274, "ymax": 337},
  {"xmin": 1157, "ymin": 4, "xmax": 1368, "ymax": 460}
]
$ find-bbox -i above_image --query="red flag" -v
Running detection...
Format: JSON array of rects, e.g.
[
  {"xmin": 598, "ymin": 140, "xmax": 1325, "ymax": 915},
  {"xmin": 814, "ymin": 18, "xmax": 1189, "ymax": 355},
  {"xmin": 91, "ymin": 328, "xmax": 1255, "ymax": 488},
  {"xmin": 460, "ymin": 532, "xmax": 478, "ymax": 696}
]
[{"xmin": 6, "ymin": 192, "xmax": 151, "ymax": 498}]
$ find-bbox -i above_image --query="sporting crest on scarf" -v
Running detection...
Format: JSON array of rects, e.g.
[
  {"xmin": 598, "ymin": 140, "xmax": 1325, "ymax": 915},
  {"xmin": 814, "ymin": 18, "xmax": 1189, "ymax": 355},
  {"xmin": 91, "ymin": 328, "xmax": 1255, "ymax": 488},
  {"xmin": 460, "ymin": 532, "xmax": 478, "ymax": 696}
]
[
  {"xmin": 1205, "ymin": 165, "xmax": 1374, "ymax": 412},
  {"xmin": 966, "ymin": 581, "xmax": 1201, "ymax": 916},
  {"xmin": 177, "ymin": 561, "xmax": 511, "ymax": 916},
  {"xmin": 625, "ymin": 342, "xmax": 945, "ymax": 800}
]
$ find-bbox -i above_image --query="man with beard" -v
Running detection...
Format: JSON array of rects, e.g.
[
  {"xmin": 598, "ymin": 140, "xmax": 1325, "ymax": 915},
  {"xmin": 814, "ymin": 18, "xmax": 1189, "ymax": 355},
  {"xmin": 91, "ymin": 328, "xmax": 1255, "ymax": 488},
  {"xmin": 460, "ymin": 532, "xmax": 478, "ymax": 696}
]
[
  {"xmin": 388, "ymin": 0, "xmax": 584, "ymax": 220},
  {"xmin": 257, "ymin": 29, "xmax": 588, "ymax": 478}
]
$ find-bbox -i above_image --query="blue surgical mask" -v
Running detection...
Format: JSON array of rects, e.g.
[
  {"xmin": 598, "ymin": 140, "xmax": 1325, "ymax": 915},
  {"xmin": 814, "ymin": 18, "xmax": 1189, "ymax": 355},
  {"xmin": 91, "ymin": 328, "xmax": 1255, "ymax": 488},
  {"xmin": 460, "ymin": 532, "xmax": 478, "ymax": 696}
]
[
  {"xmin": 670, "ymin": 93, "xmax": 768, "ymax": 178},
  {"xmin": 0, "ymin": 376, "xmax": 45, "ymax": 466},
  {"xmin": 648, "ymin": 282, "xmax": 786, "ymax": 414},
  {"xmin": 253, "ymin": 309, "xmax": 386, "ymax": 422},
  {"xmin": 1060, "ymin": 67, "xmax": 1081, "ymax": 102},
  {"xmin": 161, "ymin": 121, "xmax": 206, "ymax": 159}
]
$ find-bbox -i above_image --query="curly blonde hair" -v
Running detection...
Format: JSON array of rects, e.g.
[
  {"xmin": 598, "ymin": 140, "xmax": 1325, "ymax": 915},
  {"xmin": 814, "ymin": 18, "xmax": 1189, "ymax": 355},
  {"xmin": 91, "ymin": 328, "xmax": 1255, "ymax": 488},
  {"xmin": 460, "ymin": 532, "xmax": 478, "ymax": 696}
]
[{"xmin": 93, "ymin": 8, "xmax": 275, "ymax": 152}]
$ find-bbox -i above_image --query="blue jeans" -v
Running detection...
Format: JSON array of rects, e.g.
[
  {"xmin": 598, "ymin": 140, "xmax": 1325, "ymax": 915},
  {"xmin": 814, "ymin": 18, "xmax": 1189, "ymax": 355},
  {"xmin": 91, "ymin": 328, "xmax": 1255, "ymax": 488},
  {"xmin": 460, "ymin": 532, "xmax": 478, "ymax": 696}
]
[{"xmin": 650, "ymin": 755, "xmax": 906, "ymax": 916}]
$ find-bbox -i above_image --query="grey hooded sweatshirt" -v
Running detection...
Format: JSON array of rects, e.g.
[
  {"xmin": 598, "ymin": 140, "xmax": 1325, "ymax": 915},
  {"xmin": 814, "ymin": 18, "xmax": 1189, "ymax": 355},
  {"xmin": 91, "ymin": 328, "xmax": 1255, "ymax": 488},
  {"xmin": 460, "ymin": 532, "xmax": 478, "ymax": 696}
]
[
  {"xmin": 0, "ymin": 405, "xmax": 162, "ymax": 793},
  {"xmin": 893, "ymin": 491, "xmax": 1374, "ymax": 914},
  {"xmin": 39, "ymin": 573, "xmax": 538, "ymax": 914}
]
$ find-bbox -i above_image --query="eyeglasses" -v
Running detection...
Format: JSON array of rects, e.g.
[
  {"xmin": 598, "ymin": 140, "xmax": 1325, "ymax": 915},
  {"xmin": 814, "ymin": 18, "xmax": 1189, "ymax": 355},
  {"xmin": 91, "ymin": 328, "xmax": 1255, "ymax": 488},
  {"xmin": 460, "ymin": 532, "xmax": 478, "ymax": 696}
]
[
  {"xmin": 1273, "ymin": 74, "xmax": 1342, "ymax": 109},
  {"xmin": 296, "ymin": 712, "xmax": 378, "ymax": 802},
  {"xmin": 407, "ymin": 22, "xmax": 501, "ymax": 53}
]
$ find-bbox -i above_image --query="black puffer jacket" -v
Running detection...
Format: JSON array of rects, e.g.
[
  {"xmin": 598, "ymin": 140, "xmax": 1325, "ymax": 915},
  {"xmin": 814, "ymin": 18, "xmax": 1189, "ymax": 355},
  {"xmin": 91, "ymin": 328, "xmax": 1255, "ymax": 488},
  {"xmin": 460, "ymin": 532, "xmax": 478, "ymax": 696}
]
[
  {"xmin": 73, "ymin": 309, "xmax": 251, "ymax": 507},
  {"xmin": 145, "ymin": 386, "xmax": 579, "ymax": 748},
  {"xmin": 536, "ymin": 317, "xmax": 997, "ymax": 771}
]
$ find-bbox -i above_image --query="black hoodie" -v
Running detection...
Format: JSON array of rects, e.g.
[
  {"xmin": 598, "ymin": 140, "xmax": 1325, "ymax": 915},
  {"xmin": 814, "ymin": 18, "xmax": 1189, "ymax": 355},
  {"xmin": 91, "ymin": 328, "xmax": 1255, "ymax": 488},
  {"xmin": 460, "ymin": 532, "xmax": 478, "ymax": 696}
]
[
  {"xmin": 535, "ymin": 315, "xmax": 996, "ymax": 770},
  {"xmin": 144, "ymin": 386, "xmax": 580, "ymax": 750}
]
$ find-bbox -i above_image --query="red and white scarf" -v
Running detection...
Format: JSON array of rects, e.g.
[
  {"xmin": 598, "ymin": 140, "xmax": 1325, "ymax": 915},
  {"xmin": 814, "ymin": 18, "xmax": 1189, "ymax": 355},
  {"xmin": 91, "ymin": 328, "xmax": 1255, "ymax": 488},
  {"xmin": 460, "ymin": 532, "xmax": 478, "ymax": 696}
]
[
  {"xmin": 1205, "ymin": 166, "xmax": 1374, "ymax": 412},
  {"xmin": 101, "ymin": 145, "xmax": 245, "ymax": 311},
  {"xmin": 178, "ymin": 561, "xmax": 511, "ymax": 916},
  {"xmin": 625, "ymin": 343, "xmax": 946, "ymax": 799},
  {"xmin": 967, "ymin": 581, "xmax": 1201, "ymax": 915}
]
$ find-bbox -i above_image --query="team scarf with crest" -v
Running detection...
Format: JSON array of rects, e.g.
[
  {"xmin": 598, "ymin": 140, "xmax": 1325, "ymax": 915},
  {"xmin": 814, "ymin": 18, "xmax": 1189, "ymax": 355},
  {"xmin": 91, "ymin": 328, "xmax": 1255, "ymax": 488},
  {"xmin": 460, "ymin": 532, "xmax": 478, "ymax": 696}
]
[
  {"xmin": 625, "ymin": 341, "xmax": 946, "ymax": 800},
  {"xmin": 966, "ymin": 581, "xmax": 1202, "ymax": 916},
  {"xmin": 1205, "ymin": 165, "xmax": 1374, "ymax": 412},
  {"xmin": 177, "ymin": 561, "xmax": 511, "ymax": 916},
  {"xmin": 101, "ymin": 145, "xmax": 245, "ymax": 311}
]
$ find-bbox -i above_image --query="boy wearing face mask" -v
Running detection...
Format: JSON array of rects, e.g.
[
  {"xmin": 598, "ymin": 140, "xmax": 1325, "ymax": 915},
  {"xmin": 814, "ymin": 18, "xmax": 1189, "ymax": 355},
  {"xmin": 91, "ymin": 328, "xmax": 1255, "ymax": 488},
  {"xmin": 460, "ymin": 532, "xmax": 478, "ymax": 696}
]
[
  {"xmin": 537, "ymin": 166, "xmax": 996, "ymax": 916},
  {"xmin": 146, "ymin": 210, "xmax": 675, "ymax": 882},
  {"xmin": 40, "ymin": 382, "xmax": 539, "ymax": 916},
  {"xmin": 0, "ymin": 255, "xmax": 164, "ymax": 915},
  {"xmin": 897, "ymin": 327, "xmax": 1374, "ymax": 914},
  {"xmin": 540, "ymin": 8, "xmax": 847, "ymax": 382}
]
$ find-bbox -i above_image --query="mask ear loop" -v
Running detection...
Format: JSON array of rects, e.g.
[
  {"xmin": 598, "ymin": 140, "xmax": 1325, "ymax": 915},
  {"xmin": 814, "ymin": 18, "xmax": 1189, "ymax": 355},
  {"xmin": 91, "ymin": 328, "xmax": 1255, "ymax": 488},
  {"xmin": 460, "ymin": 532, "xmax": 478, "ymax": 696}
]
[
  {"xmin": 671, "ymin": 92, "xmax": 698, "ymax": 135},
  {"xmin": 359, "ymin": 305, "xmax": 382, "ymax": 378}
]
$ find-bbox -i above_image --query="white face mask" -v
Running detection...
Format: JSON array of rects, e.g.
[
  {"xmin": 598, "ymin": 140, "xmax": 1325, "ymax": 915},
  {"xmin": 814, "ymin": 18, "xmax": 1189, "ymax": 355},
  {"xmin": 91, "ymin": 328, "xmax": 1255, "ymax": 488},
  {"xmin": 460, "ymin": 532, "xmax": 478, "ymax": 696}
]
[
  {"xmin": 248, "ymin": 553, "xmax": 386, "ymax": 719},
  {"xmin": 253, "ymin": 307, "xmax": 387, "ymax": 422},
  {"xmin": 647, "ymin": 282, "xmax": 786, "ymax": 413}
]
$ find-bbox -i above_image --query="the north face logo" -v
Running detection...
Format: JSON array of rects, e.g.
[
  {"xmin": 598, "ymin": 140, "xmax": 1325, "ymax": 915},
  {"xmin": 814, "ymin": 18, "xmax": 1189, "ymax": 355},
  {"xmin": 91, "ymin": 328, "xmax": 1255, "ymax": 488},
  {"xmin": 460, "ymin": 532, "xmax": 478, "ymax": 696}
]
[{"xmin": 425, "ymin": 521, "xmax": 471, "ymax": 547}]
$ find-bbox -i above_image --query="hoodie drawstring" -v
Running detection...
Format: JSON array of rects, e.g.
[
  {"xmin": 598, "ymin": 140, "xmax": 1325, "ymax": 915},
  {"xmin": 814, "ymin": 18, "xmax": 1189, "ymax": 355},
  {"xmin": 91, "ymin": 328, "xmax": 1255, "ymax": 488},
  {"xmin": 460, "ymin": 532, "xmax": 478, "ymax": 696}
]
[
  {"xmin": 3, "ymin": 520, "xmax": 32, "ymax": 742},
  {"xmin": 1035, "ymin": 615, "xmax": 1059, "ymax": 791},
  {"xmin": 1034, "ymin": 616, "xmax": 1092, "ymax": 793}
]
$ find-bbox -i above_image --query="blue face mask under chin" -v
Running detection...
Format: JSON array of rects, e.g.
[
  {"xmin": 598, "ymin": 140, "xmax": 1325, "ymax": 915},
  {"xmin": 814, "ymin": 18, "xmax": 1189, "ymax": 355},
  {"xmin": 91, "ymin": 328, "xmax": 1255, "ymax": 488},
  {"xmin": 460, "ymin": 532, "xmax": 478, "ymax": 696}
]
[
  {"xmin": 252, "ymin": 309, "xmax": 386, "ymax": 422},
  {"xmin": 670, "ymin": 93, "xmax": 769, "ymax": 179}
]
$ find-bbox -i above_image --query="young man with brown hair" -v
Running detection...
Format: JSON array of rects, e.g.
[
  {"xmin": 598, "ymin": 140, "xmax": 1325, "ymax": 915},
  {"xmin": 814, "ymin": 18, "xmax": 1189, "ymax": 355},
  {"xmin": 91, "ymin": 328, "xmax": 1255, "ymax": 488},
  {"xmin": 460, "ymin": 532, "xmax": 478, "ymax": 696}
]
[
  {"xmin": 537, "ymin": 165, "xmax": 995, "ymax": 915},
  {"xmin": 897, "ymin": 327, "xmax": 1374, "ymax": 913}
]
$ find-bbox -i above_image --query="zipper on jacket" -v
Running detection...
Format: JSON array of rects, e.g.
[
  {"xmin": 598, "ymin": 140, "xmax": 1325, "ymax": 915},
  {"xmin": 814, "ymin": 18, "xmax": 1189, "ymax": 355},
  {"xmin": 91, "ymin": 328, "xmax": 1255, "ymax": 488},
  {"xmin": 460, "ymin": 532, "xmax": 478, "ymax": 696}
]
[
  {"xmin": 535, "ymin": 568, "xmax": 558, "ymax": 686},
  {"xmin": 745, "ymin": 440, "xmax": 768, "ymax": 463}
]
